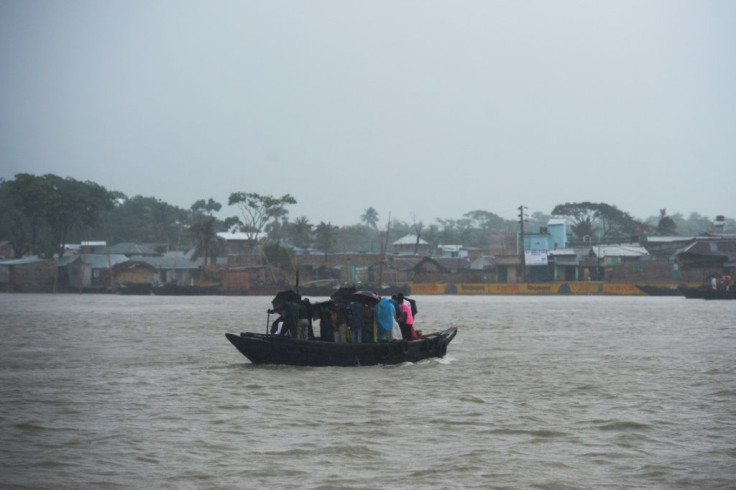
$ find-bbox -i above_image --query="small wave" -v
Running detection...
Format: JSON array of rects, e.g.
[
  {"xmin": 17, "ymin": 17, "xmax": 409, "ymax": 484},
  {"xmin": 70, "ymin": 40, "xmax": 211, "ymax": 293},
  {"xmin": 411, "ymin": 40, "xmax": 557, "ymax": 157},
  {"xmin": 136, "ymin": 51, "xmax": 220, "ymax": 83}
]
[
  {"xmin": 260, "ymin": 447, "xmax": 314, "ymax": 458},
  {"xmin": 320, "ymin": 443, "xmax": 383, "ymax": 459},
  {"xmin": 581, "ymin": 451, "xmax": 631, "ymax": 460},
  {"xmin": 135, "ymin": 454, "xmax": 159, "ymax": 464},
  {"xmin": 36, "ymin": 459, "xmax": 76, "ymax": 468},
  {"xmin": 233, "ymin": 383, "xmax": 265, "ymax": 391},
  {"xmin": 213, "ymin": 403, "xmax": 252, "ymax": 411},
  {"xmin": 429, "ymin": 418, "xmax": 493, "ymax": 428},
  {"xmin": 633, "ymin": 463, "xmax": 672, "ymax": 479},
  {"xmin": 457, "ymin": 394, "xmax": 487, "ymax": 404},
  {"xmin": 595, "ymin": 420, "xmax": 652, "ymax": 431},
  {"xmin": 707, "ymin": 389, "xmax": 736, "ymax": 397},
  {"xmin": 489, "ymin": 428, "xmax": 569, "ymax": 438},
  {"xmin": 11, "ymin": 422, "xmax": 59, "ymax": 432}
]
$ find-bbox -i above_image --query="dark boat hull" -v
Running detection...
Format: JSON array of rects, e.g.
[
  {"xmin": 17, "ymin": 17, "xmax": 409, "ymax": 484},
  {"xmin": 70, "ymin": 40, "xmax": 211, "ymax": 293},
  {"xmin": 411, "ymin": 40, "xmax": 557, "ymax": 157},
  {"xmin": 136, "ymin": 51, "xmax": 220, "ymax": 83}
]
[
  {"xmin": 117, "ymin": 283, "xmax": 153, "ymax": 295},
  {"xmin": 636, "ymin": 285, "xmax": 684, "ymax": 296},
  {"xmin": 154, "ymin": 284, "xmax": 222, "ymax": 295},
  {"xmin": 679, "ymin": 285, "xmax": 706, "ymax": 299},
  {"xmin": 702, "ymin": 289, "xmax": 736, "ymax": 300},
  {"xmin": 225, "ymin": 328, "xmax": 458, "ymax": 366},
  {"xmin": 680, "ymin": 286, "xmax": 736, "ymax": 300}
]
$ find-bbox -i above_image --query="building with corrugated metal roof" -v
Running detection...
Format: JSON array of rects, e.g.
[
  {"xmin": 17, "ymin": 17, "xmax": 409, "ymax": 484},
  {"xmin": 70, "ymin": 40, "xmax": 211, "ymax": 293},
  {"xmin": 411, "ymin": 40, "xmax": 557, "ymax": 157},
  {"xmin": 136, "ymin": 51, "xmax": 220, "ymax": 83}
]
[
  {"xmin": 392, "ymin": 234, "xmax": 431, "ymax": 256},
  {"xmin": 59, "ymin": 254, "xmax": 130, "ymax": 291},
  {"xmin": 0, "ymin": 257, "xmax": 57, "ymax": 292}
]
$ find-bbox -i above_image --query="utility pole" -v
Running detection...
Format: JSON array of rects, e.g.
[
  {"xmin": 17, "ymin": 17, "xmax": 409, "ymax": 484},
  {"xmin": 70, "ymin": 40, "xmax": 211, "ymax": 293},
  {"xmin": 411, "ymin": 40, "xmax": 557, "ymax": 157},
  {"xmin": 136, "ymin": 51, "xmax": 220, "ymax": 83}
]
[
  {"xmin": 518, "ymin": 205, "xmax": 526, "ymax": 282},
  {"xmin": 378, "ymin": 212, "xmax": 391, "ymax": 289}
]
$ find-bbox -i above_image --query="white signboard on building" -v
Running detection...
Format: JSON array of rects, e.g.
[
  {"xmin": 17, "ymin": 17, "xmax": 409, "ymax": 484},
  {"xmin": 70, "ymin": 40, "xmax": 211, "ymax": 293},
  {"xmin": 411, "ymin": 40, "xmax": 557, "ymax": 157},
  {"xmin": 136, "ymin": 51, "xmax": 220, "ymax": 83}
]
[{"xmin": 525, "ymin": 250, "xmax": 548, "ymax": 266}]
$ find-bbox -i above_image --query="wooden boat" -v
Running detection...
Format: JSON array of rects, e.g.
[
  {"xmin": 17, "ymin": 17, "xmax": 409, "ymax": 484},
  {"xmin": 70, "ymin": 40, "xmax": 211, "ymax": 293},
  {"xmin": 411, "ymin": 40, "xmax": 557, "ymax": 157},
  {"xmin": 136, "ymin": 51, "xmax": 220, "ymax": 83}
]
[
  {"xmin": 225, "ymin": 327, "xmax": 458, "ymax": 366},
  {"xmin": 636, "ymin": 285, "xmax": 684, "ymax": 296},
  {"xmin": 702, "ymin": 288, "xmax": 736, "ymax": 300},
  {"xmin": 679, "ymin": 285, "xmax": 706, "ymax": 299},
  {"xmin": 153, "ymin": 283, "xmax": 222, "ymax": 295},
  {"xmin": 116, "ymin": 283, "xmax": 153, "ymax": 295}
]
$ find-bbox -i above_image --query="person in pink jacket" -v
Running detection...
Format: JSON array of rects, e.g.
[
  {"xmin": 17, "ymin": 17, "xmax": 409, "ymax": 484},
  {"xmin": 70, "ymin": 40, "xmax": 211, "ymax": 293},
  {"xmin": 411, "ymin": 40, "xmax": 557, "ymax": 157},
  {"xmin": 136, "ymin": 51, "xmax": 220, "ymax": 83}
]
[{"xmin": 396, "ymin": 293, "xmax": 418, "ymax": 340}]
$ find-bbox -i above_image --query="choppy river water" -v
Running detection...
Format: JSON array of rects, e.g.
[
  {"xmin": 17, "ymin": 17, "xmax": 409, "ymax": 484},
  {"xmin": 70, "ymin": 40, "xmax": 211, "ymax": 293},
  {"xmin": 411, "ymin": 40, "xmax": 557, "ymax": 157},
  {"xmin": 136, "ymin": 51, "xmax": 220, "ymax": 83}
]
[{"xmin": 1, "ymin": 293, "xmax": 734, "ymax": 489}]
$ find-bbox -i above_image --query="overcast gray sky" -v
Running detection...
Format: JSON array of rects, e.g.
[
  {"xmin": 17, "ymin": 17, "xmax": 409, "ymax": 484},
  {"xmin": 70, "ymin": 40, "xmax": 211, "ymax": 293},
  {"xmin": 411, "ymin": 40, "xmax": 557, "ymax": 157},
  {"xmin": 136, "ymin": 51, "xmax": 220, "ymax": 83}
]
[{"xmin": 1, "ymin": 0, "xmax": 734, "ymax": 226}]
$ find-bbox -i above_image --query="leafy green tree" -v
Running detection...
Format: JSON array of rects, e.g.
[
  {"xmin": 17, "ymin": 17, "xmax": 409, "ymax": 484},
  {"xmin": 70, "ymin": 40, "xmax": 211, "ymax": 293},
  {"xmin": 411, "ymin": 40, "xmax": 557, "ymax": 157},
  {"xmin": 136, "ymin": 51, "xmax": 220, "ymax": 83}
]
[
  {"xmin": 42, "ymin": 175, "xmax": 115, "ymax": 258},
  {"xmin": 337, "ymin": 224, "xmax": 381, "ymax": 253},
  {"xmin": 434, "ymin": 218, "xmax": 458, "ymax": 244},
  {"xmin": 1, "ymin": 174, "xmax": 114, "ymax": 258},
  {"xmin": 677, "ymin": 212, "xmax": 717, "ymax": 235},
  {"xmin": 435, "ymin": 217, "xmax": 473, "ymax": 245},
  {"xmin": 723, "ymin": 216, "xmax": 736, "ymax": 233},
  {"xmin": 263, "ymin": 217, "xmax": 288, "ymax": 242},
  {"xmin": 99, "ymin": 195, "xmax": 189, "ymax": 245},
  {"xmin": 262, "ymin": 241, "xmax": 295, "ymax": 272},
  {"xmin": 387, "ymin": 218, "xmax": 412, "ymax": 241},
  {"xmin": 551, "ymin": 201, "xmax": 640, "ymax": 239},
  {"xmin": 573, "ymin": 216, "xmax": 595, "ymax": 239},
  {"xmin": 656, "ymin": 208, "xmax": 677, "ymax": 236},
  {"xmin": 597, "ymin": 204, "xmax": 640, "ymax": 238},
  {"xmin": 360, "ymin": 207, "xmax": 379, "ymax": 229},
  {"xmin": 526, "ymin": 211, "xmax": 553, "ymax": 232},
  {"xmin": 228, "ymin": 192, "xmax": 297, "ymax": 251},
  {"xmin": 462, "ymin": 210, "xmax": 513, "ymax": 247},
  {"xmin": 464, "ymin": 210, "xmax": 508, "ymax": 233},
  {"xmin": 0, "ymin": 175, "xmax": 50, "ymax": 257},
  {"xmin": 190, "ymin": 198, "xmax": 222, "ymax": 218},
  {"xmin": 551, "ymin": 202, "xmax": 597, "ymax": 239},
  {"xmin": 144, "ymin": 198, "xmax": 182, "ymax": 243}
]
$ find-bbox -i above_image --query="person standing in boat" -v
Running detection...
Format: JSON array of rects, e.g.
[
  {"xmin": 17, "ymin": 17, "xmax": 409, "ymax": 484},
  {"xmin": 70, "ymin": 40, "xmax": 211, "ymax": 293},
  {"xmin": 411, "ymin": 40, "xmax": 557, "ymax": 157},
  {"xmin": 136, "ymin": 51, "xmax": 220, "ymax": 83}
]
[
  {"xmin": 374, "ymin": 296, "xmax": 396, "ymax": 342},
  {"xmin": 396, "ymin": 293, "xmax": 418, "ymax": 340},
  {"xmin": 318, "ymin": 301, "xmax": 336, "ymax": 342},
  {"xmin": 298, "ymin": 298, "xmax": 313, "ymax": 340},
  {"xmin": 269, "ymin": 315, "xmax": 285, "ymax": 335},
  {"xmin": 364, "ymin": 302, "xmax": 375, "ymax": 342},
  {"xmin": 270, "ymin": 300, "xmax": 299, "ymax": 337},
  {"xmin": 335, "ymin": 301, "xmax": 350, "ymax": 343},
  {"xmin": 348, "ymin": 300, "xmax": 366, "ymax": 343}
]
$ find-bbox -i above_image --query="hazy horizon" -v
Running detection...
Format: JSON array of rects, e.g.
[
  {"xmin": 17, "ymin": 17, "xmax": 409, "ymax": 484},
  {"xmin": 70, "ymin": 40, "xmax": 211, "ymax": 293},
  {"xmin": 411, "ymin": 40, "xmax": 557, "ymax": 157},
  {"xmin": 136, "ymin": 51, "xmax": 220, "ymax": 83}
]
[{"xmin": 2, "ymin": 1, "xmax": 734, "ymax": 225}]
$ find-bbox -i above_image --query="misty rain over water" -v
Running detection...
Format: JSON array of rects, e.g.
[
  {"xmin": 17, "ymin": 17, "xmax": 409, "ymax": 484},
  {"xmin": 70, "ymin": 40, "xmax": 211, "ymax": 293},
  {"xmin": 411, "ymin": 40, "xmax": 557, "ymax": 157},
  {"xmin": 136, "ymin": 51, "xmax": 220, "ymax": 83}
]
[{"xmin": 0, "ymin": 294, "xmax": 734, "ymax": 488}]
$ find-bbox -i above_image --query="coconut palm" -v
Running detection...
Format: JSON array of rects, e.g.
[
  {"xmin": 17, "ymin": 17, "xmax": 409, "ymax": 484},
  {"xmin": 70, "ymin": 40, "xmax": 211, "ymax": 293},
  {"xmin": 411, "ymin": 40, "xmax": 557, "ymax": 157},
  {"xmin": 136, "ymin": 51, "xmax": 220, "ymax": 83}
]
[
  {"xmin": 289, "ymin": 216, "xmax": 313, "ymax": 249},
  {"xmin": 360, "ymin": 207, "xmax": 379, "ymax": 229},
  {"xmin": 189, "ymin": 217, "xmax": 222, "ymax": 265}
]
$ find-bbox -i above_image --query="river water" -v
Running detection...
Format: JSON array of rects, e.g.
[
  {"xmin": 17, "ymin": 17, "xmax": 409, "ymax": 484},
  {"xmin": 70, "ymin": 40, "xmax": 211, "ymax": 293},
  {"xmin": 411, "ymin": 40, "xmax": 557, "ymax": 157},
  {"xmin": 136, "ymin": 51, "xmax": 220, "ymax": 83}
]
[{"xmin": 0, "ymin": 293, "xmax": 734, "ymax": 489}]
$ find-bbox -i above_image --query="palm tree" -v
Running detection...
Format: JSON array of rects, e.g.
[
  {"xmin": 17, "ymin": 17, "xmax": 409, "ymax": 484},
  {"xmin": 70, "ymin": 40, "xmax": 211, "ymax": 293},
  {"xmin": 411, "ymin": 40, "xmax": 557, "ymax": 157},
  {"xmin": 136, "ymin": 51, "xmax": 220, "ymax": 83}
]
[
  {"xmin": 360, "ymin": 207, "xmax": 379, "ymax": 229},
  {"xmin": 189, "ymin": 217, "xmax": 222, "ymax": 265},
  {"xmin": 314, "ymin": 221, "xmax": 338, "ymax": 255},
  {"xmin": 289, "ymin": 216, "xmax": 313, "ymax": 249}
]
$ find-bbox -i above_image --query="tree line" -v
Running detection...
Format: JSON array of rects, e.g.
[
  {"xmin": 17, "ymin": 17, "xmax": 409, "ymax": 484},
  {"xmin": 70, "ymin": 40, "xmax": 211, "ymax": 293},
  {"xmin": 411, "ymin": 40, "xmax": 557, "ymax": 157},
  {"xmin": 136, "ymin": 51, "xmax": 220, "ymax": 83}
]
[{"xmin": 0, "ymin": 173, "xmax": 730, "ymax": 261}]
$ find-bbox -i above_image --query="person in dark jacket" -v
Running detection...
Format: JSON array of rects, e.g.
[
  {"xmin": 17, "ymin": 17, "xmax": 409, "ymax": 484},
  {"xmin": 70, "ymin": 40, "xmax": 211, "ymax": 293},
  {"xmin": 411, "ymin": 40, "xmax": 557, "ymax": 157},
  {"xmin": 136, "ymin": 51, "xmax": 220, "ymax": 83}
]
[
  {"xmin": 270, "ymin": 300, "xmax": 299, "ymax": 337},
  {"xmin": 318, "ymin": 301, "xmax": 335, "ymax": 342},
  {"xmin": 348, "ymin": 300, "xmax": 366, "ymax": 344},
  {"xmin": 298, "ymin": 298, "xmax": 313, "ymax": 340}
]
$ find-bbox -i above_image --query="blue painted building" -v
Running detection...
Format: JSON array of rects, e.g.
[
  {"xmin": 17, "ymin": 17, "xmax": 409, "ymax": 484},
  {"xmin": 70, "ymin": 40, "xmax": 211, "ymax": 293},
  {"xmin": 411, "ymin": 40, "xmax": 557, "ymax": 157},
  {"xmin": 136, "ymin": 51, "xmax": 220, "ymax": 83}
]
[{"xmin": 521, "ymin": 219, "xmax": 569, "ymax": 281}]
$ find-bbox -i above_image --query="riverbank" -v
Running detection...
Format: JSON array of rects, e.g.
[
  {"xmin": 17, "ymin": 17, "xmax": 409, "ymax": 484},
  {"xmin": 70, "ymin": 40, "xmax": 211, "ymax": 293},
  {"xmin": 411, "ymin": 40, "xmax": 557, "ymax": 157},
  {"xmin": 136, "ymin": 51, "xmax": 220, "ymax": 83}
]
[
  {"xmin": 1, "ymin": 281, "xmax": 701, "ymax": 296},
  {"xmin": 409, "ymin": 282, "xmax": 699, "ymax": 296}
]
